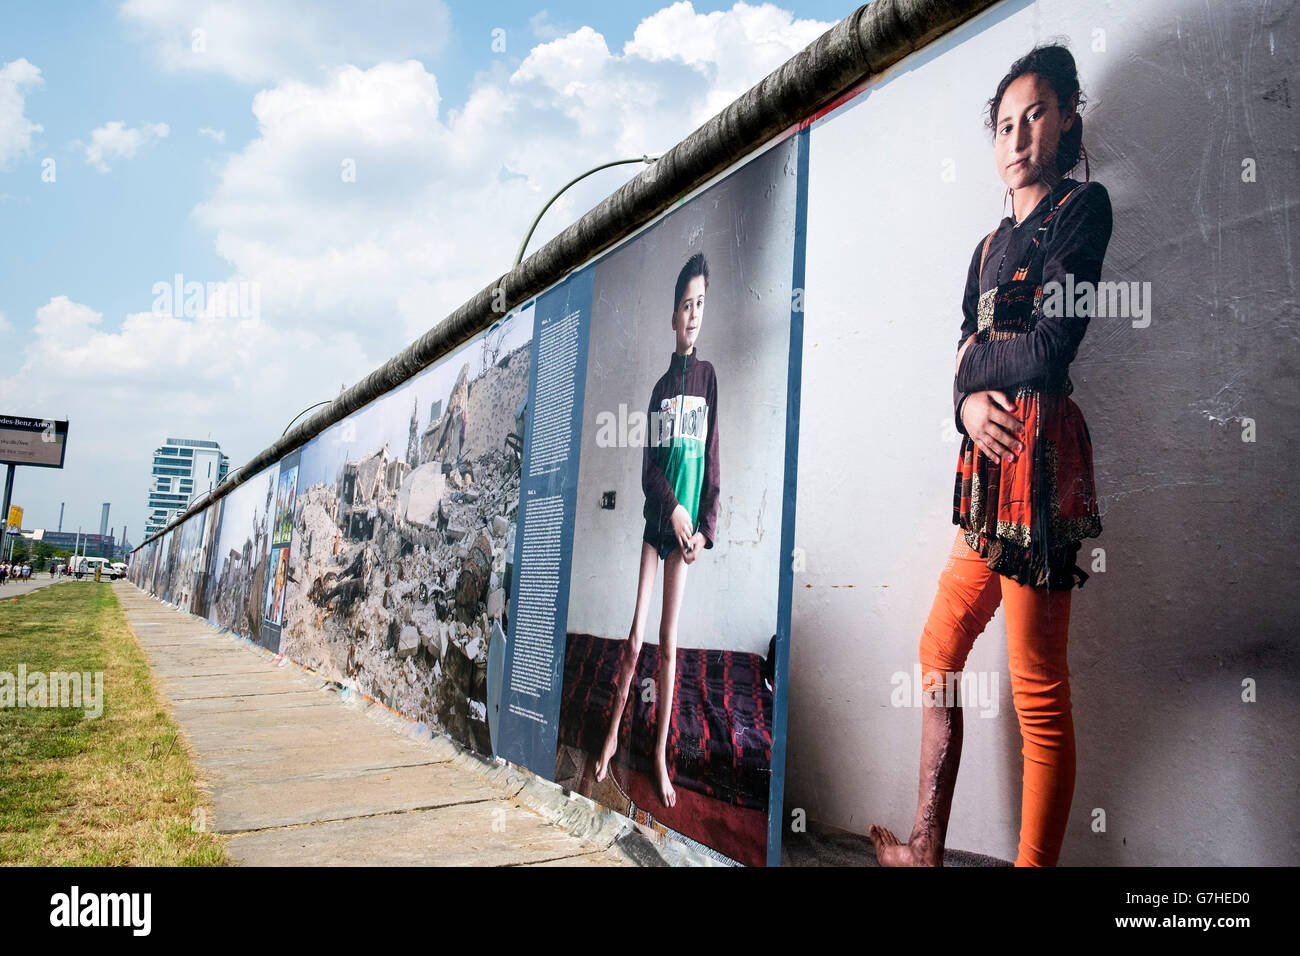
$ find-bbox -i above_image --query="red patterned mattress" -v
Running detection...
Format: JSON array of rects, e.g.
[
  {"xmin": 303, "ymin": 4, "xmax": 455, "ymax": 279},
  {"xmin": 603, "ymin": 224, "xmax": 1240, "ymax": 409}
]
[{"xmin": 558, "ymin": 633, "xmax": 772, "ymax": 811}]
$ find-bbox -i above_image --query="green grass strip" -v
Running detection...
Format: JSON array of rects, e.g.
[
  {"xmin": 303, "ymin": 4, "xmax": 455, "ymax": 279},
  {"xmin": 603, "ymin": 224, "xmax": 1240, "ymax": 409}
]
[{"xmin": 0, "ymin": 582, "xmax": 228, "ymax": 866}]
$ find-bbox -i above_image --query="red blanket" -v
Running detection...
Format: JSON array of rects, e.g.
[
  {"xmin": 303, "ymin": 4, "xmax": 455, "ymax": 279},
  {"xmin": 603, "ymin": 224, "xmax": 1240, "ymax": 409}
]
[{"xmin": 559, "ymin": 633, "xmax": 772, "ymax": 810}]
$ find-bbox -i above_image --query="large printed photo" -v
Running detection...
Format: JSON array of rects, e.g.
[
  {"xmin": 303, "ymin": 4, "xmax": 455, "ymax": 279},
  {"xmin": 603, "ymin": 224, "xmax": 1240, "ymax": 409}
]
[
  {"xmin": 787, "ymin": 0, "xmax": 1298, "ymax": 867},
  {"xmin": 552, "ymin": 137, "xmax": 801, "ymax": 866},
  {"xmin": 204, "ymin": 465, "xmax": 278, "ymax": 649},
  {"xmin": 280, "ymin": 311, "xmax": 535, "ymax": 752}
]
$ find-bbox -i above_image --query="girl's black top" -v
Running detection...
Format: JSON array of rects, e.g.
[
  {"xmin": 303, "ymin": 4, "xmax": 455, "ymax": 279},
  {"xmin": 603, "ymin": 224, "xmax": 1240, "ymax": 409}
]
[{"xmin": 953, "ymin": 177, "xmax": 1113, "ymax": 435}]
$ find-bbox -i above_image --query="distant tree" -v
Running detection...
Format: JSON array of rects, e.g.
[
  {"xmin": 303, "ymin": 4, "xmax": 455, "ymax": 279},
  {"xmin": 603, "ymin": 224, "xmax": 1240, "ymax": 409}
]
[{"xmin": 33, "ymin": 541, "xmax": 57, "ymax": 572}]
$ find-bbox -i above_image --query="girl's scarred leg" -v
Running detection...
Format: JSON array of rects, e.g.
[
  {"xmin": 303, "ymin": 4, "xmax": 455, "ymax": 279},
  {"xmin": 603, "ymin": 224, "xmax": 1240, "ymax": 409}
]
[
  {"xmin": 1002, "ymin": 578, "xmax": 1075, "ymax": 866},
  {"xmin": 870, "ymin": 530, "xmax": 1002, "ymax": 866},
  {"xmin": 872, "ymin": 692, "xmax": 964, "ymax": 866},
  {"xmin": 653, "ymin": 547, "xmax": 689, "ymax": 807},
  {"xmin": 595, "ymin": 541, "xmax": 661, "ymax": 782}
]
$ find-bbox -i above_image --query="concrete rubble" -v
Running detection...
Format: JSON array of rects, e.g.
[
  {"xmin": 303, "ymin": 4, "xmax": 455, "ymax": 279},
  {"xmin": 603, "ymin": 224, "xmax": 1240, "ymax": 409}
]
[{"xmin": 280, "ymin": 344, "xmax": 530, "ymax": 753}]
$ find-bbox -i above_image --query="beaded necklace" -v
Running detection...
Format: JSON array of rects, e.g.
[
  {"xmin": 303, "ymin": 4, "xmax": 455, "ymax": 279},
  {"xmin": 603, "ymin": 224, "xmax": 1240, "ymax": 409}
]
[{"xmin": 992, "ymin": 179, "xmax": 1067, "ymax": 286}]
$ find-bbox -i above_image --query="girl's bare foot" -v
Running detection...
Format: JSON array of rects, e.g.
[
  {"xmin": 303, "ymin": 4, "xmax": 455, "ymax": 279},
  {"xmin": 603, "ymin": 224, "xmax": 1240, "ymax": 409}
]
[
  {"xmin": 655, "ymin": 754, "xmax": 677, "ymax": 807},
  {"xmin": 594, "ymin": 731, "xmax": 619, "ymax": 782},
  {"xmin": 867, "ymin": 825, "xmax": 942, "ymax": 866}
]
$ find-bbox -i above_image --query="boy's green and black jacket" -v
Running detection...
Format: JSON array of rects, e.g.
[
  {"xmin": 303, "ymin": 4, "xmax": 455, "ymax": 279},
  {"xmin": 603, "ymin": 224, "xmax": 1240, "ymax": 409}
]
[{"xmin": 642, "ymin": 349, "xmax": 720, "ymax": 549}]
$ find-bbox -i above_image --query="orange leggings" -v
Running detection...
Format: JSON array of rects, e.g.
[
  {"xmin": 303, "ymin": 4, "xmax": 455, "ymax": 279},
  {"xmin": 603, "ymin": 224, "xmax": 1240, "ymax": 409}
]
[{"xmin": 919, "ymin": 529, "xmax": 1076, "ymax": 866}]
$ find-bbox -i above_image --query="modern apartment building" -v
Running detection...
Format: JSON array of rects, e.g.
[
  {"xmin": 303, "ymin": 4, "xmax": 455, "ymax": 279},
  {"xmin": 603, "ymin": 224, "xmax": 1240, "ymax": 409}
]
[{"xmin": 145, "ymin": 437, "xmax": 230, "ymax": 538}]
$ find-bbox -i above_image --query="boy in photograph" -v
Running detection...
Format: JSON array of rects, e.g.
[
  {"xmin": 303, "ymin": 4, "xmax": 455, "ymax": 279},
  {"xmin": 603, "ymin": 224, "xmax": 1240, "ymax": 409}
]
[{"xmin": 593, "ymin": 251, "xmax": 721, "ymax": 807}]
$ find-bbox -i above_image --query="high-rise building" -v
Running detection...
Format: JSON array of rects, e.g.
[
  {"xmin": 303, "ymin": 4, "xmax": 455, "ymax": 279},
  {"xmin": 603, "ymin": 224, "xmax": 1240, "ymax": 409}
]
[{"xmin": 145, "ymin": 438, "xmax": 230, "ymax": 538}]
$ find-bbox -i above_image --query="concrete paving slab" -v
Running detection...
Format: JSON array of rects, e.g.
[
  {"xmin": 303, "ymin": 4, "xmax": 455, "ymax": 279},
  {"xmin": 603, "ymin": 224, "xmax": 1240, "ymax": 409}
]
[
  {"xmin": 225, "ymin": 800, "xmax": 629, "ymax": 866},
  {"xmin": 174, "ymin": 702, "xmax": 376, "ymax": 736},
  {"xmin": 172, "ymin": 691, "xmax": 339, "ymax": 716},
  {"xmin": 188, "ymin": 736, "xmax": 440, "ymax": 779},
  {"xmin": 112, "ymin": 581, "xmax": 642, "ymax": 866},
  {"xmin": 150, "ymin": 661, "xmax": 281, "ymax": 679},
  {"xmin": 159, "ymin": 671, "xmax": 329, "ymax": 699},
  {"xmin": 209, "ymin": 761, "xmax": 504, "ymax": 832}
]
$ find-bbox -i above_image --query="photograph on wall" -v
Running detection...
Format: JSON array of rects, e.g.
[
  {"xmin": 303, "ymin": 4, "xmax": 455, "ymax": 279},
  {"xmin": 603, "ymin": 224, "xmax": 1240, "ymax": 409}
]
[
  {"xmin": 279, "ymin": 308, "xmax": 535, "ymax": 752},
  {"xmin": 160, "ymin": 529, "xmax": 185, "ymax": 605},
  {"xmin": 499, "ymin": 133, "xmax": 805, "ymax": 866},
  {"xmin": 132, "ymin": 538, "xmax": 148, "ymax": 587},
  {"xmin": 191, "ymin": 496, "xmax": 223, "ymax": 621},
  {"xmin": 786, "ymin": 0, "xmax": 1298, "ymax": 867},
  {"xmin": 171, "ymin": 511, "xmax": 208, "ymax": 614},
  {"xmin": 130, "ymin": 539, "xmax": 156, "ymax": 588},
  {"xmin": 147, "ymin": 529, "xmax": 170, "ymax": 597},
  {"xmin": 204, "ymin": 463, "xmax": 279, "ymax": 650},
  {"xmin": 262, "ymin": 545, "xmax": 289, "ymax": 624},
  {"xmin": 272, "ymin": 461, "xmax": 299, "ymax": 546},
  {"xmin": 260, "ymin": 448, "xmax": 301, "ymax": 643}
]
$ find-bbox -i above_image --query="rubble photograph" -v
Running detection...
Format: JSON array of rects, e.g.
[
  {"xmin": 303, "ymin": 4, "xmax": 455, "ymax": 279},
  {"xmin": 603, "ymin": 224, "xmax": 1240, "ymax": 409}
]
[
  {"xmin": 205, "ymin": 466, "xmax": 279, "ymax": 649},
  {"xmin": 281, "ymin": 311, "xmax": 535, "ymax": 753}
]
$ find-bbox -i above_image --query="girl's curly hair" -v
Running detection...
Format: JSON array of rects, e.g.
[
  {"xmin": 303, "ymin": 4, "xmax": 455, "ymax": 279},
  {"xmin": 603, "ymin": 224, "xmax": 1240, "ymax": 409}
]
[{"xmin": 987, "ymin": 42, "xmax": 1087, "ymax": 175}]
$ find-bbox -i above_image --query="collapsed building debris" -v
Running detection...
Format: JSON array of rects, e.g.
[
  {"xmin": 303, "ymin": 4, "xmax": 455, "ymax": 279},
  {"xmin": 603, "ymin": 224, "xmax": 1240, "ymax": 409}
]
[
  {"xmin": 210, "ymin": 491, "xmax": 273, "ymax": 645},
  {"xmin": 280, "ymin": 344, "xmax": 530, "ymax": 753}
]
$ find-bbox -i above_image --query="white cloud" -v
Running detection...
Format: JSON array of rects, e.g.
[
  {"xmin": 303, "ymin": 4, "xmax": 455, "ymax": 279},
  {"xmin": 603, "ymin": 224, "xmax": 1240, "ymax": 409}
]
[
  {"xmin": 118, "ymin": 0, "xmax": 452, "ymax": 84},
  {"xmin": 193, "ymin": 3, "xmax": 833, "ymax": 357},
  {"xmin": 0, "ymin": 294, "xmax": 369, "ymax": 536},
  {"xmin": 0, "ymin": 310, "xmax": 12, "ymax": 335},
  {"xmin": 5, "ymin": 3, "xmax": 831, "ymax": 536},
  {"xmin": 198, "ymin": 126, "xmax": 225, "ymax": 143},
  {"xmin": 529, "ymin": 10, "xmax": 566, "ymax": 41},
  {"xmin": 24, "ymin": 294, "xmax": 345, "ymax": 390},
  {"xmin": 0, "ymin": 58, "xmax": 44, "ymax": 170},
  {"xmin": 79, "ymin": 120, "xmax": 170, "ymax": 173},
  {"xmin": 625, "ymin": 1, "xmax": 830, "ymax": 121}
]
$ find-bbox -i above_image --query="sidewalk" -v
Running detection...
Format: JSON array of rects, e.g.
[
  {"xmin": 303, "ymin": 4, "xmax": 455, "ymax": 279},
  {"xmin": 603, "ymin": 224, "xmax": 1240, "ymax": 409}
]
[
  {"xmin": 112, "ymin": 582, "xmax": 643, "ymax": 866},
  {"xmin": 0, "ymin": 575, "xmax": 63, "ymax": 598}
]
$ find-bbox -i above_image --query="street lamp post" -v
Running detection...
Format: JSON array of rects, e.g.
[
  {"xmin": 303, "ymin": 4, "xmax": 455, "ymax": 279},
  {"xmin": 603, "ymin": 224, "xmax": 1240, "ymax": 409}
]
[
  {"xmin": 282, "ymin": 400, "xmax": 334, "ymax": 437},
  {"xmin": 513, "ymin": 156, "xmax": 659, "ymax": 268}
]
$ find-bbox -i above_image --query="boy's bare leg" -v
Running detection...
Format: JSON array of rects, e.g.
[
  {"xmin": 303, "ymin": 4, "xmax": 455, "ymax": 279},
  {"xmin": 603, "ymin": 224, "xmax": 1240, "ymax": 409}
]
[
  {"xmin": 868, "ymin": 683, "xmax": 962, "ymax": 866},
  {"xmin": 595, "ymin": 541, "xmax": 660, "ymax": 782},
  {"xmin": 653, "ymin": 548, "xmax": 689, "ymax": 807}
]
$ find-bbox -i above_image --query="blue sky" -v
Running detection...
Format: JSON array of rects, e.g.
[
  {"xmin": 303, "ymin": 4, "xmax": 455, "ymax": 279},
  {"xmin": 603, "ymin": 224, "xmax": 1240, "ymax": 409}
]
[{"xmin": 0, "ymin": 0, "xmax": 852, "ymax": 541}]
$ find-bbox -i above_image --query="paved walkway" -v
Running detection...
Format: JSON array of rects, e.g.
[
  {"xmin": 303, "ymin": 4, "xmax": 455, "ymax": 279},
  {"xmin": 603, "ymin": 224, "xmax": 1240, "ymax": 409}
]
[
  {"xmin": 113, "ymin": 582, "xmax": 638, "ymax": 866},
  {"xmin": 0, "ymin": 575, "xmax": 65, "ymax": 598}
]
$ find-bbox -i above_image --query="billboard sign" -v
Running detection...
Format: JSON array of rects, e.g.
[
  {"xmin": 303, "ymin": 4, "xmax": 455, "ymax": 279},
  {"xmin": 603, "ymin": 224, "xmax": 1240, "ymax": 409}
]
[{"xmin": 0, "ymin": 416, "xmax": 69, "ymax": 469}]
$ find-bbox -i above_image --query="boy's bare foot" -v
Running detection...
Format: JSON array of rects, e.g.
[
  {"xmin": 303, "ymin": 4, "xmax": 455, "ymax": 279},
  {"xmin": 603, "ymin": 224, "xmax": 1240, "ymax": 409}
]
[
  {"xmin": 867, "ymin": 825, "xmax": 942, "ymax": 866},
  {"xmin": 655, "ymin": 755, "xmax": 677, "ymax": 807},
  {"xmin": 594, "ymin": 732, "xmax": 619, "ymax": 782}
]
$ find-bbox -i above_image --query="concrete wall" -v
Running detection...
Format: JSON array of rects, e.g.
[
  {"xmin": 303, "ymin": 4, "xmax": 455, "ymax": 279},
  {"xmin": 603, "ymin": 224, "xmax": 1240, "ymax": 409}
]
[{"xmin": 130, "ymin": 0, "xmax": 1299, "ymax": 865}]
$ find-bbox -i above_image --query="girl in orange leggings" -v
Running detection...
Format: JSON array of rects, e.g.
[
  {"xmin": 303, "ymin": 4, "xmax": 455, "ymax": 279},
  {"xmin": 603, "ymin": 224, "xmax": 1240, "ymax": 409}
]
[
  {"xmin": 939, "ymin": 529, "xmax": 1073, "ymax": 866},
  {"xmin": 870, "ymin": 529, "xmax": 1075, "ymax": 866},
  {"xmin": 869, "ymin": 44, "xmax": 1111, "ymax": 867}
]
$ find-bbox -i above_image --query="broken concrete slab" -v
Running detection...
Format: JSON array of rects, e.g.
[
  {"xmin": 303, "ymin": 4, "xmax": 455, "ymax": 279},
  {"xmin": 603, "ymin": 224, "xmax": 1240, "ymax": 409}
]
[
  {"xmin": 398, "ymin": 461, "xmax": 447, "ymax": 528},
  {"xmin": 486, "ymin": 588, "xmax": 505, "ymax": 620},
  {"xmin": 397, "ymin": 625, "xmax": 420, "ymax": 659}
]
